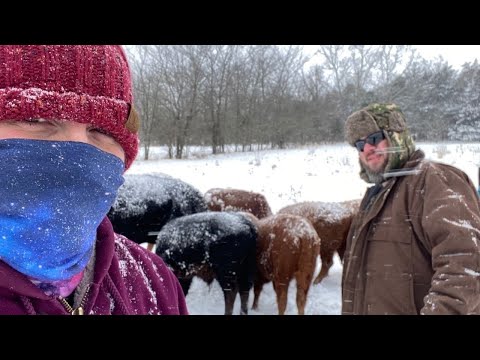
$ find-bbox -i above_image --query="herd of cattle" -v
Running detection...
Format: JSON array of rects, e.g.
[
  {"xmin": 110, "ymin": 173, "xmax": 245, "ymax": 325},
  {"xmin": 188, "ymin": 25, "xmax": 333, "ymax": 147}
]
[{"xmin": 107, "ymin": 173, "xmax": 360, "ymax": 315}]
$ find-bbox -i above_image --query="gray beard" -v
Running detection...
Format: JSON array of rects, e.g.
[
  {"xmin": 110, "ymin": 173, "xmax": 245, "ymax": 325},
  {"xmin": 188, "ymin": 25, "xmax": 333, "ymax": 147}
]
[
  {"xmin": 365, "ymin": 168, "xmax": 385, "ymax": 184},
  {"xmin": 363, "ymin": 157, "xmax": 388, "ymax": 184}
]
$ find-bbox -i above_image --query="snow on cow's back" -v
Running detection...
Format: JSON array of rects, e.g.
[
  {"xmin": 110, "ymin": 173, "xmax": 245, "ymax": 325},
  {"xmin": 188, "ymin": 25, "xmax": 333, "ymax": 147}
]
[
  {"xmin": 279, "ymin": 200, "xmax": 360, "ymax": 224},
  {"xmin": 310, "ymin": 200, "xmax": 360, "ymax": 223},
  {"xmin": 111, "ymin": 173, "xmax": 206, "ymax": 218},
  {"xmin": 204, "ymin": 187, "xmax": 272, "ymax": 219},
  {"xmin": 150, "ymin": 173, "xmax": 207, "ymax": 214},
  {"xmin": 111, "ymin": 174, "xmax": 171, "ymax": 217},
  {"xmin": 156, "ymin": 211, "xmax": 253, "ymax": 250},
  {"xmin": 260, "ymin": 213, "xmax": 319, "ymax": 246}
]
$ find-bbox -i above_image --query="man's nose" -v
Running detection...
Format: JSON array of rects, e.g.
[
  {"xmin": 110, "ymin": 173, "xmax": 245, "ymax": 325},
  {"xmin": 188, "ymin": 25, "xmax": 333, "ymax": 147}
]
[{"xmin": 363, "ymin": 142, "xmax": 376, "ymax": 153}]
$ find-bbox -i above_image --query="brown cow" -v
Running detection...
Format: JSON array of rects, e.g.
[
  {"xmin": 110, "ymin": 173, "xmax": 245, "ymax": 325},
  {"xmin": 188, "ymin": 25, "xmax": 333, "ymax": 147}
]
[
  {"xmin": 205, "ymin": 188, "xmax": 272, "ymax": 219},
  {"xmin": 249, "ymin": 213, "xmax": 321, "ymax": 315},
  {"xmin": 278, "ymin": 199, "xmax": 360, "ymax": 284}
]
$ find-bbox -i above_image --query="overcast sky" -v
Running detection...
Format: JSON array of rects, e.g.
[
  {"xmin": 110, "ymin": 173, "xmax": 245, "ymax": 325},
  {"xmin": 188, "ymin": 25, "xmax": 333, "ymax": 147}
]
[
  {"xmin": 414, "ymin": 45, "xmax": 480, "ymax": 69},
  {"xmin": 302, "ymin": 45, "xmax": 480, "ymax": 70}
]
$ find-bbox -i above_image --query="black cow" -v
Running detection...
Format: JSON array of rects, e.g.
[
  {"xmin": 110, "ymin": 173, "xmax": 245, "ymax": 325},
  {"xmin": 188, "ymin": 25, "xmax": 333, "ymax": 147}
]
[
  {"xmin": 155, "ymin": 212, "xmax": 257, "ymax": 315},
  {"xmin": 108, "ymin": 173, "xmax": 207, "ymax": 250}
]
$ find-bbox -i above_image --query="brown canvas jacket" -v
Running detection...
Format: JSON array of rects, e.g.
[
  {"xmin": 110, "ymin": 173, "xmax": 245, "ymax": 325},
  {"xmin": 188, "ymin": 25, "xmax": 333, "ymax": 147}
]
[{"xmin": 342, "ymin": 150, "xmax": 480, "ymax": 315}]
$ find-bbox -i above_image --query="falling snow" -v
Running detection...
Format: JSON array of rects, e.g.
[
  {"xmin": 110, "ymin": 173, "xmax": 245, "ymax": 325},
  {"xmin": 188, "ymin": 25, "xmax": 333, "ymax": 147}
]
[{"xmin": 129, "ymin": 142, "xmax": 479, "ymax": 314}]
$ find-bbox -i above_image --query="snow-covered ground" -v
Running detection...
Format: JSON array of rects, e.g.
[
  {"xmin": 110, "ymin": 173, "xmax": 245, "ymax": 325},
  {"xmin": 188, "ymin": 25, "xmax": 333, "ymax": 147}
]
[{"xmin": 128, "ymin": 142, "xmax": 480, "ymax": 315}]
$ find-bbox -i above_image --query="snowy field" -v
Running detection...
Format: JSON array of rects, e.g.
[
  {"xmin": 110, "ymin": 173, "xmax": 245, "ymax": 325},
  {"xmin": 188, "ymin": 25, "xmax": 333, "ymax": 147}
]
[{"xmin": 127, "ymin": 142, "xmax": 480, "ymax": 315}]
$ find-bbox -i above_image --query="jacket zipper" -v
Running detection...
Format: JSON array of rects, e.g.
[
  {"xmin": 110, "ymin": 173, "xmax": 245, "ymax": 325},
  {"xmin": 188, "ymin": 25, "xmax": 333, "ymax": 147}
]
[{"xmin": 58, "ymin": 285, "xmax": 91, "ymax": 315}]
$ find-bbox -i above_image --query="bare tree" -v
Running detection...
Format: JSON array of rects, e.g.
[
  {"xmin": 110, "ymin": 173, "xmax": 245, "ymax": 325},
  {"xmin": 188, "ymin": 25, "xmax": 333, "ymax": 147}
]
[
  {"xmin": 375, "ymin": 45, "xmax": 417, "ymax": 101},
  {"xmin": 317, "ymin": 45, "xmax": 351, "ymax": 96},
  {"xmin": 300, "ymin": 64, "xmax": 328, "ymax": 102},
  {"xmin": 151, "ymin": 45, "xmax": 204, "ymax": 159},
  {"xmin": 348, "ymin": 45, "xmax": 380, "ymax": 93},
  {"xmin": 127, "ymin": 45, "xmax": 163, "ymax": 160},
  {"xmin": 128, "ymin": 45, "xmax": 468, "ymax": 156},
  {"xmin": 200, "ymin": 45, "xmax": 237, "ymax": 154}
]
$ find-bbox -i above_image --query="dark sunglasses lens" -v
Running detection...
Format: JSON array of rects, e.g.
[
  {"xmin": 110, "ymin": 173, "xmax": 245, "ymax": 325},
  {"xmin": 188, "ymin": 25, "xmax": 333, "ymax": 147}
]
[
  {"xmin": 355, "ymin": 131, "xmax": 384, "ymax": 152},
  {"xmin": 368, "ymin": 132, "xmax": 384, "ymax": 146},
  {"xmin": 355, "ymin": 140, "xmax": 366, "ymax": 152}
]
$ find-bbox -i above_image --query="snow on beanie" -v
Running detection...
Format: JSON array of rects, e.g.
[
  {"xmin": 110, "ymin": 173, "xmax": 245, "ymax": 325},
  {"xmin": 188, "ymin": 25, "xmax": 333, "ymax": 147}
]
[{"xmin": 0, "ymin": 45, "xmax": 139, "ymax": 169}]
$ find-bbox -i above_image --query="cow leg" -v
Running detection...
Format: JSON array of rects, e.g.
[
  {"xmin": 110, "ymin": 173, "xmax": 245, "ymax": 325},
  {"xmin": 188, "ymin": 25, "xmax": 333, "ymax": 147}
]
[
  {"xmin": 252, "ymin": 281, "xmax": 264, "ymax": 310},
  {"xmin": 238, "ymin": 240, "xmax": 256, "ymax": 315},
  {"xmin": 314, "ymin": 250, "xmax": 333, "ymax": 284},
  {"xmin": 336, "ymin": 239, "xmax": 346, "ymax": 261},
  {"xmin": 296, "ymin": 288, "xmax": 308, "ymax": 315},
  {"xmin": 215, "ymin": 264, "xmax": 238, "ymax": 315},
  {"xmin": 295, "ymin": 275, "xmax": 311, "ymax": 315},
  {"xmin": 222, "ymin": 285, "xmax": 238, "ymax": 315},
  {"xmin": 239, "ymin": 291, "xmax": 249, "ymax": 315},
  {"xmin": 273, "ymin": 280, "xmax": 289, "ymax": 315}
]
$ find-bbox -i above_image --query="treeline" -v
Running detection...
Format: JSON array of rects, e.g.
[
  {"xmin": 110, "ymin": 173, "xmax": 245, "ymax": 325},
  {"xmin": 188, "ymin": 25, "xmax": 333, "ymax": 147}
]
[{"xmin": 126, "ymin": 45, "xmax": 480, "ymax": 160}]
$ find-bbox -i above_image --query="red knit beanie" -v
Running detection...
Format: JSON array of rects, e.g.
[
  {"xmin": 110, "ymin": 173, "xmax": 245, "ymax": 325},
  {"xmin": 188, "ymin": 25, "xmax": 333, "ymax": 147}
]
[{"xmin": 0, "ymin": 45, "xmax": 139, "ymax": 169}]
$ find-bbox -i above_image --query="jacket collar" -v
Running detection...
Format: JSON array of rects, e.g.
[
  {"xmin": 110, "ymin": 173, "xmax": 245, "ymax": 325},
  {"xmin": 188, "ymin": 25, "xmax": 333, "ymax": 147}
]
[{"xmin": 383, "ymin": 149, "xmax": 425, "ymax": 180}]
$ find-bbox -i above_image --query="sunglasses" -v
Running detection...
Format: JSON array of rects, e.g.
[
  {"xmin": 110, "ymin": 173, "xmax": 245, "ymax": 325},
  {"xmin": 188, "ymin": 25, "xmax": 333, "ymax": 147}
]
[{"xmin": 354, "ymin": 131, "xmax": 385, "ymax": 152}]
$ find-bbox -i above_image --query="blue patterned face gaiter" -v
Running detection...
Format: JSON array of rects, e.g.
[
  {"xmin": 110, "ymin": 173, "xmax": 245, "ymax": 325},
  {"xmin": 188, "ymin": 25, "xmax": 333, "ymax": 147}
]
[{"xmin": 0, "ymin": 139, "xmax": 124, "ymax": 282}]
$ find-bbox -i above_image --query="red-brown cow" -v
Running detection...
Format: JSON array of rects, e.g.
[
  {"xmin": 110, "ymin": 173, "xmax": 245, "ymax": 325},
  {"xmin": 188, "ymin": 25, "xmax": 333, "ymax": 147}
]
[
  {"xmin": 278, "ymin": 199, "xmax": 360, "ymax": 284},
  {"xmin": 249, "ymin": 213, "xmax": 321, "ymax": 315},
  {"xmin": 205, "ymin": 188, "xmax": 272, "ymax": 219}
]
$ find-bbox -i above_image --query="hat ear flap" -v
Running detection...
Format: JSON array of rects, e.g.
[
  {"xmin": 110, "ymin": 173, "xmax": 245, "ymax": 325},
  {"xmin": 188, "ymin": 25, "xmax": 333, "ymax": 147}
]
[{"xmin": 384, "ymin": 129, "xmax": 416, "ymax": 174}]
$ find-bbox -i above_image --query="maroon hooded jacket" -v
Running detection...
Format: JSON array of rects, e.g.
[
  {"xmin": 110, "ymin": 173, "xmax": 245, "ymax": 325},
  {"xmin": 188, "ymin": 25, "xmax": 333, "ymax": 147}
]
[{"xmin": 0, "ymin": 218, "xmax": 189, "ymax": 315}]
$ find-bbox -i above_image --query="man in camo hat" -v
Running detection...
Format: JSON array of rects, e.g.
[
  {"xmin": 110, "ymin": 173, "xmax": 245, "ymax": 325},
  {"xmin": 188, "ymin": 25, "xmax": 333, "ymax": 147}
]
[
  {"xmin": 344, "ymin": 103, "xmax": 416, "ymax": 183},
  {"xmin": 341, "ymin": 102, "xmax": 480, "ymax": 315}
]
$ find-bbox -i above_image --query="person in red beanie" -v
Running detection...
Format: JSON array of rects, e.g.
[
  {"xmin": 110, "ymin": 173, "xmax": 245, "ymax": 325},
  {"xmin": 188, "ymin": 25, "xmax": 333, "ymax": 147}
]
[{"xmin": 0, "ymin": 45, "xmax": 188, "ymax": 315}]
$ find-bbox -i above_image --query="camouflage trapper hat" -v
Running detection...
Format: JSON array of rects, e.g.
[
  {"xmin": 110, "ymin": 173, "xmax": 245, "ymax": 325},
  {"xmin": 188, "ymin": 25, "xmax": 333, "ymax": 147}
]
[
  {"xmin": 345, "ymin": 103, "xmax": 407, "ymax": 146},
  {"xmin": 344, "ymin": 103, "xmax": 416, "ymax": 182}
]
